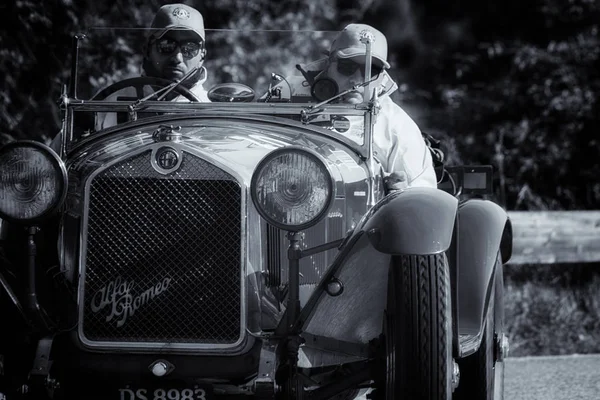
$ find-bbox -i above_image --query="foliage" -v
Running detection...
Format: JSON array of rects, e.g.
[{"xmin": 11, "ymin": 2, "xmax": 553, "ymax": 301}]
[
  {"xmin": 351, "ymin": 0, "xmax": 600, "ymax": 210},
  {"xmin": 441, "ymin": 27, "xmax": 600, "ymax": 211},
  {"xmin": 0, "ymin": 0, "xmax": 73, "ymax": 144},
  {"xmin": 504, "ymin": 264, "xmax": 600, "ymax": 356},
  {"xmin": 432, "ymin": 0, "xmax": 598, "ymax": 210},
  {"xmin": 201, "ymin": 0, "xmax": 338, "ymax": 92}
]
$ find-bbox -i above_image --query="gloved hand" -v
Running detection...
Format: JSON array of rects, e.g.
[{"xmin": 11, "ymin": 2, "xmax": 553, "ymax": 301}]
[{"xmin": 384, "ymin": 171, "xmax": 408, "ymax": 192}]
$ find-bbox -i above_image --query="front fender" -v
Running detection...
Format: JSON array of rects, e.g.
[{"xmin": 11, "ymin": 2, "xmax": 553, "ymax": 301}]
[
  {"xmin": 457, "ymin": 199, "xmax": 510, "ymax": 337},
  {"xmin": 361, "ymin": 187, "xmax": 458, "ymax": 255}
]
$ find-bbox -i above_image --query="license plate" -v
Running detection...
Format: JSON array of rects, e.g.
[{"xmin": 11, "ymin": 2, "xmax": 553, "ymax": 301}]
[{"xmin": 118, "ymin": 385, "xmax": 212, "ymax": 400}]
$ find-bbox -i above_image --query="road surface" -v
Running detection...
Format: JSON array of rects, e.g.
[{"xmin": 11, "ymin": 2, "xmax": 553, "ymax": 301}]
[
  {"xmin": 504, "ymin": 353, "xmax": 600, "ymax": 400},
  {"xmin": 353, "ymin": 353, "xmax": 600, "ymax": 399}
]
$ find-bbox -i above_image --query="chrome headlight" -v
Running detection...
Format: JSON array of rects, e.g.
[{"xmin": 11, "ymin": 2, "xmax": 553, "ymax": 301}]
[
  {"xmin": 0, "ymin": 140, "xmax": 67, "ymax": 223},
  {"xmin": 251, "ymin": 148, "xmax": 334, "ymax": 231}
]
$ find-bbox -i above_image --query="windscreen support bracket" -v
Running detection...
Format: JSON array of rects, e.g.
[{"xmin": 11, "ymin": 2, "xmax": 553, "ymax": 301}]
[{"xmin": 68, "ymin": 33, "xmax": 87, "ymax": 100}]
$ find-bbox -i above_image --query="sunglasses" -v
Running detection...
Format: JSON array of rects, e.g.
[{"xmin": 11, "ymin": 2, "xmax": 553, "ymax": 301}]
[
  {"xmin": 155, "ymin": 38, "xmax": 203, "ymax": 59},
  {"xmin": 335, "ymin": 58, "xmax": 384, "ymax": 78}
]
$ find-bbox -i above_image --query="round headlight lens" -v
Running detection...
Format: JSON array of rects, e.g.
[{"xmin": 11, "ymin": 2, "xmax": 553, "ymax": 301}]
[
  {"xmin": 0, "ymin": 141, "xmax": 67, "ymax": 223},
  {"xmin": 251, "ymin": 148, "xmax": 334, "ymax": 231}
]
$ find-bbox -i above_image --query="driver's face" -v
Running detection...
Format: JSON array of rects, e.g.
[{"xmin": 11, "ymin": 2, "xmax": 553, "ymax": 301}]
[{"xmin": 147, "ymin": 30, "xmax": 205, "ymax": 81}]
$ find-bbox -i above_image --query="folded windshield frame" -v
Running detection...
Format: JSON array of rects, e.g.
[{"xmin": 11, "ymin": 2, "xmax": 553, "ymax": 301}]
[{"xmin": 62, "ymin": 27, "xmax": 382, "ymax": 203}]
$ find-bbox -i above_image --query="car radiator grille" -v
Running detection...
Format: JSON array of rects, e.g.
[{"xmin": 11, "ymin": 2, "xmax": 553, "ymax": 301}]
[{"xmin": 81, "ymin": 150, "xmax": 242, "ymax": 344}]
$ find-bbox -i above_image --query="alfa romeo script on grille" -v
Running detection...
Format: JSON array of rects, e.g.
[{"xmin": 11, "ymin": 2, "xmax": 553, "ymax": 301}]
[{"xmin": 90, "ymin": 276, "xmax": 172, "ymax": 327}]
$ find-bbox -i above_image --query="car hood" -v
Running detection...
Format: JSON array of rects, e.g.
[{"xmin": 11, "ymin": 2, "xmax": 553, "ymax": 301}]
[{"xmin": 67, "ymin": 115, "xmax": 368, "ymax": 185}]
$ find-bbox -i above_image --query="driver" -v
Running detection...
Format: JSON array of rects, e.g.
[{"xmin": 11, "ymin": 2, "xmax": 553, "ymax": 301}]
[
  {"xmin": 294, "ymin": 24, "xmax": 438, "ymax": 190},
  {"xmin": 142, "ymin": 3, "xmax": 209, "ymax": 100},
  {"xmin": 94, "ymin": 3, "xmax": 210, "ymax": 130}
]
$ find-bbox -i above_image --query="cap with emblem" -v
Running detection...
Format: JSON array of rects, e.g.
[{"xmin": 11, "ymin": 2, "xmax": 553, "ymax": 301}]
[
  {"xmin": 329, "ymin": 23, "xmax": 390, "ymax": 69},
  {"xmin": 150, "ymin": 3, "xmax": 205, "ymax": 42}
]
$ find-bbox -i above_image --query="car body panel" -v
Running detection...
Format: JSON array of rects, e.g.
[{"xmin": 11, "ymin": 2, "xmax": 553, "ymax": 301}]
[
  {"xmin": 456, "ymin": 199, "xmax": 509, "ymax": 336},
  {"xmin": 360, "ymin": 187, "xmax": 458, "ymax": 255},
  {"xmin": 300, "ymin": 232, "xmax": 388, "ymax": 367}
]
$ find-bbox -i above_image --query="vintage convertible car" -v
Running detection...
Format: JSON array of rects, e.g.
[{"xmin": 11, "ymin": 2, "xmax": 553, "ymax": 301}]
[{"xmin": 0, "ymin": 28, "xmax": 512, "ymax": 400}]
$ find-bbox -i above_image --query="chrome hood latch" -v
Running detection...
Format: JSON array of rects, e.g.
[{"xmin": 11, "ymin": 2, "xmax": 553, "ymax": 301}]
[{"xmin": 153, "ymin": 125, "xmax": 183, "ymax": 143}]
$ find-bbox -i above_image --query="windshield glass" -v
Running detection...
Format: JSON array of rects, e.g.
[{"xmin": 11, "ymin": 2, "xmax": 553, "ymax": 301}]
[
  {"xmin": 76, "ymin": 28, "xmax": 340, "ymax": 100},
  {"xmin": 68, "ymin": 28, "xmax": 396, "ymax": 151}
]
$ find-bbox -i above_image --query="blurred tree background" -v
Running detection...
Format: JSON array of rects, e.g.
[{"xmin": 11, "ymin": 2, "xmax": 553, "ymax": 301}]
[{"xmin": 1, "ymin": 0, "xmax": 598, "ymax": 210}]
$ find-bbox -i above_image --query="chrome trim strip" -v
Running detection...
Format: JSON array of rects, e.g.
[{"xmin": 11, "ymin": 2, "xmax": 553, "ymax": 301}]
[
  {"xmin": 77, "ymin": 143, "xmax": 248, "ymax": 351},
  {"xmin": 496, "ymin": 333, "xmax": 510, "ymax": 361},
  {"xmin": 66, "ymin": 100, "xmax": 370, "ymax": 115},
  {"xmin": 68, "ymin": 114, "xmax": 369, "ymax": 162},
  {"xmin": 458, "ymin": 331, "xmax": 484, "ymax": 358}
]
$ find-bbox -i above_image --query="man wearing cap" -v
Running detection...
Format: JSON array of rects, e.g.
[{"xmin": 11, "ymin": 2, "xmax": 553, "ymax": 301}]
[
  {"xmin": 142, "ymin": 3, "xmax": 209, "ymax": 100},
  {"xmin": 92, "ymin": 3, "xmax": 209, "ymax": 131},
  {"xmin": 292, "ymin": 24, "xmax": 438, "ymax": 190}
]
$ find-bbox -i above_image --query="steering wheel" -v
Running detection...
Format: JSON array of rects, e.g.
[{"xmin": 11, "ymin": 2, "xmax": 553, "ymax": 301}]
[{"xmin": 91, "ymin": 76, "xmax": 201, "ymax": 102}]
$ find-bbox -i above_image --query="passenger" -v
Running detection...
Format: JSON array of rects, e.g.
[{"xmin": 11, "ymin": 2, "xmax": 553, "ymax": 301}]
[{"xmin": 295, "ymin": 24, "xmax": 438, "ymax": 189}]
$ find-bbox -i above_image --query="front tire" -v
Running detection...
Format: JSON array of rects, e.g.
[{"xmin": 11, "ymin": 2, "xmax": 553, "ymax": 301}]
[{"xmin": 384, "ymin": 253, "xmax": 453, "ymax": 400}]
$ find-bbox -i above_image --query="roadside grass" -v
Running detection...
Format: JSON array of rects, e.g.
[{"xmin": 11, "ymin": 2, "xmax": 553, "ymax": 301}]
[{"xmin": 503, "ymin": 262, "xmax": 600, "ymax": 357}]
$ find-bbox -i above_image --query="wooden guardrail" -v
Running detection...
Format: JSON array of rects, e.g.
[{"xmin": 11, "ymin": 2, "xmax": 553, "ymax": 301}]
[{"xmin": 508, "ymin": 211, "xmax": 600, "ymax": 264}]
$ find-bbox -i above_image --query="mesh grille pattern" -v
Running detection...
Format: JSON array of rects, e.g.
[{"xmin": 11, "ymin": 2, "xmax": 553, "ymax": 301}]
[{"xmin": 82, "ymin": 151, "xmax": 242, "ymax": 344}]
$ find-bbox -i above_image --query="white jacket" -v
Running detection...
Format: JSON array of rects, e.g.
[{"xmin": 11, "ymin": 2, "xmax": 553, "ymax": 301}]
[
  {"xmin": 268, "ymin": 62, "xmax": 437, "ymax": 189},
  {"xmin": 372, "ymin": 95, "xmax": 437, "ymax": 188}
]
